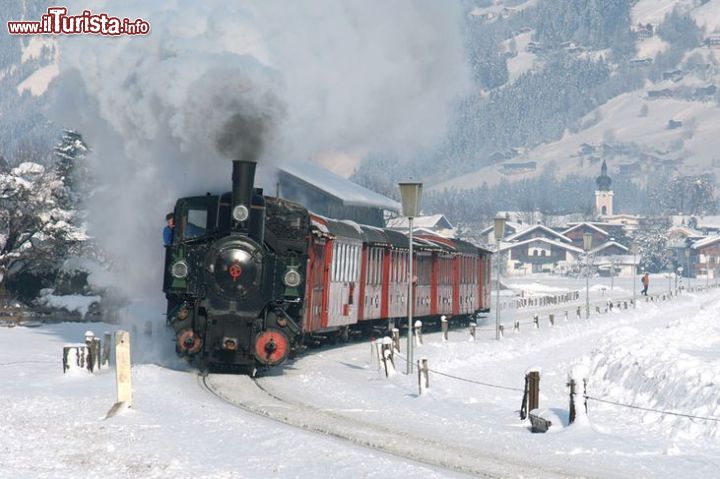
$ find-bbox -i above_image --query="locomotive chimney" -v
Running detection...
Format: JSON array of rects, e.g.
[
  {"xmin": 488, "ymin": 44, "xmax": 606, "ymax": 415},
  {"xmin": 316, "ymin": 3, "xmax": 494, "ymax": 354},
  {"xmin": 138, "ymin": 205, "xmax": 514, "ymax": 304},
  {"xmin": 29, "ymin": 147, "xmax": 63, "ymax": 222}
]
[{"xmin": 231, "ymin": 160, "xmax": 256, "ymax": 230}]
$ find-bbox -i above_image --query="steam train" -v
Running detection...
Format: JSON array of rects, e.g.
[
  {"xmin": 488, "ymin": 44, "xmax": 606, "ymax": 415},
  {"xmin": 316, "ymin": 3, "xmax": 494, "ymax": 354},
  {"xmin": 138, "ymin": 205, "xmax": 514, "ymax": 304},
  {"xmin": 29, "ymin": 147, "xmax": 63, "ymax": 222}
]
[{"xmin": 163, "ymin": 160, "xmax": 492, "ymax": 372}]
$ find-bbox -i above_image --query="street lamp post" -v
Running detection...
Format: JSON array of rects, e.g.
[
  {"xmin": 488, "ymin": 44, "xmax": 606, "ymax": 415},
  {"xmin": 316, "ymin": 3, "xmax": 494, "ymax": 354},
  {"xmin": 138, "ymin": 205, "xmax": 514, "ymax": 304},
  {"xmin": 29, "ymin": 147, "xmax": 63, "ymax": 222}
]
[
  {"xmin": 630, "ymin": 243, "xmax": 638, "ymax": 308},
  {"xmin": 609, "ymin": 237, "xmax": 615, "ymax": 291},
  {"xmin": 494, "ymin": 215, "xmax": 506, "ymax": 340},
  {"xmin": 583, "ymin": 233, "xmax": 593, "ymax": 319},
  {"xmin": 399, "ymin": 182, "xmax": 422, "ymax": 375},
  {"xmin": 678, "ymin": 266, "xmax": 684, "ymax": 293}
]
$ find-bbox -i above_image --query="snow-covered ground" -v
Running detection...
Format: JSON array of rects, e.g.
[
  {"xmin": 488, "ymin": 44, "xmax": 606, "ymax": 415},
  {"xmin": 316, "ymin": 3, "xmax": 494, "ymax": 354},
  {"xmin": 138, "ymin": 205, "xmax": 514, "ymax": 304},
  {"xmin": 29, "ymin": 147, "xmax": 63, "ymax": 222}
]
[{"xmin": 2, "ymin": 276, "xmax": 720, "ymax": 477}]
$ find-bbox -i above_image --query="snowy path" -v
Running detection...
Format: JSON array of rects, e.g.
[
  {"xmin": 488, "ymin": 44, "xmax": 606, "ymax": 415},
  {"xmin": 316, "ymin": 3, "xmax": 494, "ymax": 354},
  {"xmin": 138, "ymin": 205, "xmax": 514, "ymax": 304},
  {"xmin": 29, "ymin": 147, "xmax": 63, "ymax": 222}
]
[{"xmin": 204, "ymin": 373, "xmax": 571, "ymax": 478}]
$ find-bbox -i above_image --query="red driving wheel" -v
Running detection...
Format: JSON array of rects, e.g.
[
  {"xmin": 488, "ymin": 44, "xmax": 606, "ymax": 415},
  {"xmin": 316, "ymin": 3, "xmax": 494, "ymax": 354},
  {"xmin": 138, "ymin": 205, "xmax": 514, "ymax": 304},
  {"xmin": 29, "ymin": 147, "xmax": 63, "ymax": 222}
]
[{"xmin": 254, "ymin": 329, "xmax": 289, "ymax": 366}]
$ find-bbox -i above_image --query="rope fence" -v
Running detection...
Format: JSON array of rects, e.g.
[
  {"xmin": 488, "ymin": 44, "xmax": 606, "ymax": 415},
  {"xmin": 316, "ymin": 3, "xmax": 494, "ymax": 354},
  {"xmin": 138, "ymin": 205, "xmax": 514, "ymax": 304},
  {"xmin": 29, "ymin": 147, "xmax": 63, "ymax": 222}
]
[
  {"xmin": 584, "ymin": 395, "xmax": 720, "ymax": 423},
  {"xmin": 373, "ymin": 283, "xmax": 720, "ymax": 431}
]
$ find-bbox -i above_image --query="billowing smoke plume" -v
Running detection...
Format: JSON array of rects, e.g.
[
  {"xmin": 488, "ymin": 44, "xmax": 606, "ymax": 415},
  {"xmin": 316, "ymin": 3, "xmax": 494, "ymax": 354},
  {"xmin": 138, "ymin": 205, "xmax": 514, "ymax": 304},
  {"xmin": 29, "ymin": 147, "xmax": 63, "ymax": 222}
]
[{"xmin": 51, "ymin": 0, "xmax": 470, "ymax": 298}]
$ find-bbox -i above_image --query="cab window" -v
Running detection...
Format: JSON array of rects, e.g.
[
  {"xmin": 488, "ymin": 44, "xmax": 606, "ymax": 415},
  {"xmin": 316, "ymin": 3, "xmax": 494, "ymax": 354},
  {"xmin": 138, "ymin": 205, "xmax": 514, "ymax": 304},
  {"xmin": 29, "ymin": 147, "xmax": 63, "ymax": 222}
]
[{"xmin": 185, "ymin": 209, "xmax": 207, "ymax": 239}]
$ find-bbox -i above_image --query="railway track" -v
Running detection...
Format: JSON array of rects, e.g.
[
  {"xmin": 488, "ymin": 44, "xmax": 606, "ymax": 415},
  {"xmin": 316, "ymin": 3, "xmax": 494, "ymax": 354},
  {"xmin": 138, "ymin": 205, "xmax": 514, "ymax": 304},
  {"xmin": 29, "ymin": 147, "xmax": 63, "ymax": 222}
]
[{"xmin": 199, "ymin": 372, "xmax": 582, "ymax": 479}]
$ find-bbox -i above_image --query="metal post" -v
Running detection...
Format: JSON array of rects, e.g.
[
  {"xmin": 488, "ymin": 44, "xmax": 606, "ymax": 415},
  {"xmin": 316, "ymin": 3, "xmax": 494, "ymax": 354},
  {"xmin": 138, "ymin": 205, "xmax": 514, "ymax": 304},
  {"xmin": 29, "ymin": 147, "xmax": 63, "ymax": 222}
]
[
  {"xmin": 585, "ymin": 254, "xmax": 590, "ymax": 319},
  {"xmin": 495, "ymin": 243, "xmax": 501, "ymax": 340},
  {"xmin": 632, "ymin": 249, "xmax": 636, "ymax": 308},
  {"xmin": 407, "ymin": 217, "xmax": 414, "ymax": 375}
]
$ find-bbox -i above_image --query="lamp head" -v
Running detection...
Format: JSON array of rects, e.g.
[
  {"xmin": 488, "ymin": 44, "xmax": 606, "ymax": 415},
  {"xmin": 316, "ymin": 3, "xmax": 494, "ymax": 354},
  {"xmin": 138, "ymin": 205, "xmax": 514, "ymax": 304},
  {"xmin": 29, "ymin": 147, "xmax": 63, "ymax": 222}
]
[{"xmin": 398, "ymin": 182, "xmax": 423, "ymax": 217}]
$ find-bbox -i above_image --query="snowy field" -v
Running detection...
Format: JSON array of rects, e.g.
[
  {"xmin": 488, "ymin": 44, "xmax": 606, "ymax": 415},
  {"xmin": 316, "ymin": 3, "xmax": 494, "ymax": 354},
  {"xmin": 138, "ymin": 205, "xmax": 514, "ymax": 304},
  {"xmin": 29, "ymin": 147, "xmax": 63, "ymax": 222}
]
[{"xmin": 2, "ymin": 276, "xmax": 720, "ymax": 478}]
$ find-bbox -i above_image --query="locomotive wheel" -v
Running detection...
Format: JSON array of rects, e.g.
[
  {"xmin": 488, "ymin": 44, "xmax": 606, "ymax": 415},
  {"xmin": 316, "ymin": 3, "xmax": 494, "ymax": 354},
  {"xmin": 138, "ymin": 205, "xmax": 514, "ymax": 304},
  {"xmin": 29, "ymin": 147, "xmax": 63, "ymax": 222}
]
[
  {"xmin": 253, "ymin": 329, "xmax": 290, "ymax": 366},
  {"xmin": 177, "ymin": 328, "xmax": 203, "ymax": 355}
]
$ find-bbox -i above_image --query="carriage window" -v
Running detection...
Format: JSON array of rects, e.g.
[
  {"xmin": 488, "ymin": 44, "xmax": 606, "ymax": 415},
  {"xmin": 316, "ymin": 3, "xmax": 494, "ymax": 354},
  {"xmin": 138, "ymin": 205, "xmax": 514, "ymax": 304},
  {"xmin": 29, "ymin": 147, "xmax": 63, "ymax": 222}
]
[
  {"xmin": 376, "ymin": 249, "xmax": 381, "ymax": 285},
  {"xmin": 354, "ymin": 246, "xmax": 359, "ymax": 281},
  {"xmin": 341, "ymin": 244, "xmax": 347, "ymax": 282},
  {"xmin": 343, "ymin": 245, "xmax": 352, "ymax": 281},
  {"xmin": 346, "ymin": 245, "xmax": 352, "ymax": 282},
  {"xmin": 335, "ymin": 243, "xmax": 341, "ymax": 282},
  {"xmin": 349, "ymin": 245, "xmax": 355, "ymax": 281},
  {"xmin": 332, "ymin": 243, "xmax": 337, "ymax": 281}
]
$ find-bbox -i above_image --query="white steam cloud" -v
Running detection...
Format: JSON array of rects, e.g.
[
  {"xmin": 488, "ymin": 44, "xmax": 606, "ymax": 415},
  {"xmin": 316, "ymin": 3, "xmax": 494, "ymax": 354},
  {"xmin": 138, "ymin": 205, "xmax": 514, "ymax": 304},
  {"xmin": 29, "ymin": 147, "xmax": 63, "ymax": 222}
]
[{"xmin": 51, "ymin": 0, "xmax": 471, "ymax": 298}]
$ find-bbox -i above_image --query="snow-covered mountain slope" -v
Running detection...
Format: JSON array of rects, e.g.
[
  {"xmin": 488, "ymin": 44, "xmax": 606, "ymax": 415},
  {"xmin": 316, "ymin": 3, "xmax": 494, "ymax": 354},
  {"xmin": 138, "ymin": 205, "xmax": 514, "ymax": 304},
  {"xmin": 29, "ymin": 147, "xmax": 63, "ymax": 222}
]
[{"xmin": 430, "ymin": 0, "xmax": 720, "ymax": 193}]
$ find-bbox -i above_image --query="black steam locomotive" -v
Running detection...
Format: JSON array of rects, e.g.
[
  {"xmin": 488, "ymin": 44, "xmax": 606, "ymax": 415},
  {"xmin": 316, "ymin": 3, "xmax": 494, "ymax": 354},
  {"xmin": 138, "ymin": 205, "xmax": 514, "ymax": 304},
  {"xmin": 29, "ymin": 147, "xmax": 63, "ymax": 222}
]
[
  {"xmin": 163, "ymin": 160, "xmax": 308, "ymax": 372},
  {"xmin": 164, "ymin": 160, "xmax": 492, "ymax": 373}
]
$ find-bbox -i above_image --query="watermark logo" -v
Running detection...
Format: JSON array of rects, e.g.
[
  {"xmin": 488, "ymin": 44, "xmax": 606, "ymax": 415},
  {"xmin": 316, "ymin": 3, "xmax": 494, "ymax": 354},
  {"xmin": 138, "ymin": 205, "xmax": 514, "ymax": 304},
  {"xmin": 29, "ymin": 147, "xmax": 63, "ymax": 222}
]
[{"xmin": 7, "ymin": 7, "xmax": 150, "ymax": 36}]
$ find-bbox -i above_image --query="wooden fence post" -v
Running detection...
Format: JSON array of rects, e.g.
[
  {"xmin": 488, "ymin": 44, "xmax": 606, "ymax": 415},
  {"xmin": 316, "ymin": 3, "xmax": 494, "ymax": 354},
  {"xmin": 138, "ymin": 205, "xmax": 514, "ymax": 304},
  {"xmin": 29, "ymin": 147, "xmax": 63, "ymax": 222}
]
[
  {"xmin": 63, "ymin": 345, "xmax": 90, "ymax": 374},
  {"xmin": 568, "ymin": 372, "xmax": 588, "ymax": 425},
  {"xmin": 391, "ymin": 328, "xmax": 400, "ymax": 352},
  {"xmin": 106, "ymin": 330, "xmax": 132, "ymax": 418},
  {"xmin": 84, "ymin": 331, "xmax": 101, "ymax": 373},
  {"xmin": 380, "ymin": 337, "xmax": 394, "ymax": 377},
  {"xmin": 568, "ymin": 378, "xmax": 577, "ymax": 424},
  {"xmin": 414, "ymin": 320, "xmax": 423, "ymax": 346},
  {"xmin": 374, "ymin": 339, "xmax": 382, "ymax": 370},
  {"xmin": 528, "ymin": 370, "xmax": 540, "ymax": 413},
  {"xmin": 417, "ymin": 358, "xmax": 429, "ymax": 395},
  {"xmin": 468, "ymin": 322, "xmax": 476, "ymax": 342},
  {"xmin": 102, "ymin": 331, "xmax": 112, "ymax": 367}
]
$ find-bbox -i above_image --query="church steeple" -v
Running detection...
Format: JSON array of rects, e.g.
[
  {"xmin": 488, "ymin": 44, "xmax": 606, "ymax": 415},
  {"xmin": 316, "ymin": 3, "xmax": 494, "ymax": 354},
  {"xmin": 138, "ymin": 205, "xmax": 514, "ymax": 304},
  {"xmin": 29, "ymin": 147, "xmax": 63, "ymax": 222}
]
[
  {"xmin": 595, "ymin": 160, "xmax": 613, "ymax": 217},
  {"xmin": 596, "ymin": 159, "xmax": 612, "ymax": 191}
]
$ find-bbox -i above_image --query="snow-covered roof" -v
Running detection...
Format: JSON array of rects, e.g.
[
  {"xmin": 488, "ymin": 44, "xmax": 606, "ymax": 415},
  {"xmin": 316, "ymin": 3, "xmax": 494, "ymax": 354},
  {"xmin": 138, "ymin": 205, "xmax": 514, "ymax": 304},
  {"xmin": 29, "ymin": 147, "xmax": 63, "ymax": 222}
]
[
  {"xmin": 478, "ymin": 220, "xmax": 525, "ymax": 236},
  {"xmin": 590, "ymin": 241, "xmax": 629, "ymax": 255},
  {"xmin": 691, "ymin": 235, "xmax": 720, "ymax": 250},
  {"xmin": 409, "ymin": 226, "xmax": 456, "ymax": 239},
  {"xmin": 499, "ymin": 236, "xmax": 584, "ymax": 254},
  {"xmin": 386, "ymin": 214, "xmax": 454, "ymax": 230},
  {"xmin": 562, "ymin": 222, "xmax": 610, "ymax": 237},
  {"xmin": 279, "ymin": 161, "xmax": 401, "ymax": 212},
  {"xmin": 667, "ymin": 225, "xmax": 704, "ymax": 238},
  {"xmin": 695, "ymin": 216, "xmax": 720, "ymax": 230},
  {"xmin": 505, "ymin": 224, "xmax": 573, "ymax": 243}
]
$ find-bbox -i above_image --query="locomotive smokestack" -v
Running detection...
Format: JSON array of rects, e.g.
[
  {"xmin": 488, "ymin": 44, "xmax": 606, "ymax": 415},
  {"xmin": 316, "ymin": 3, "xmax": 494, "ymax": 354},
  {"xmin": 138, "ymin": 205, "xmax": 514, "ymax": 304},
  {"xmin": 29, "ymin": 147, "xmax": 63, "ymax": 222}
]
[{"xmin": 231, "ymin": 160, "xmax": 256, "ymax": 228}]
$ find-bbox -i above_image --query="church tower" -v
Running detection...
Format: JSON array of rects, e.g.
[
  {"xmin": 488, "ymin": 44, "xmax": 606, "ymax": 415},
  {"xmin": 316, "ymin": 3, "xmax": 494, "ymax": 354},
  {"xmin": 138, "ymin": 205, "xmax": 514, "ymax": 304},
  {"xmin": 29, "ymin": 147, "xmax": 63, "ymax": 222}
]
[{"xmin": 595, "ymin": 160, "xmax": 613, "ymax": 217}]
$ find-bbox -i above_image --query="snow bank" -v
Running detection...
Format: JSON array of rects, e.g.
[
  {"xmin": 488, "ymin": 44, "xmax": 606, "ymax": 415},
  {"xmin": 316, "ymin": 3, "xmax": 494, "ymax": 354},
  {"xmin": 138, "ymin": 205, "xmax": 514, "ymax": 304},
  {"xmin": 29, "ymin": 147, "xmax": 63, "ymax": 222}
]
[
  {"xmin": 587, "ymin": 308, "xmax": 720, "ymax": 440},
  {"xmin": 506, "ymin": 281, "xmax": 570, "ymax": 295},
  {"xmin": 38, "ymin": 289, "xmax": 100, "ymax": 316}
]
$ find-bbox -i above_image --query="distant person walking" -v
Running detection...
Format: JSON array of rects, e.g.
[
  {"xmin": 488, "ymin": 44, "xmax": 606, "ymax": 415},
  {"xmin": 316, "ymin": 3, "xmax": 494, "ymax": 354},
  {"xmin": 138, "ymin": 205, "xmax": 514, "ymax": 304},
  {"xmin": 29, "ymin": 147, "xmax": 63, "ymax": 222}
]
[{"xmin": 641, "ymin": 272, "xmax": 650, "ymax": 296}]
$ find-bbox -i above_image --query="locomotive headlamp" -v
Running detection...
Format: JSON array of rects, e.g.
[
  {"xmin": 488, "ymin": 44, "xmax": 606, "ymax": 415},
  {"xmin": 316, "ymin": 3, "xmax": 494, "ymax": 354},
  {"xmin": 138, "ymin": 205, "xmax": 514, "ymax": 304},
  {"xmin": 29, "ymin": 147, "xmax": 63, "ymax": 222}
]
[
  {"xmin": 283, "ymin": 269, "xmax": 302, "ymax": 288},
  {"xmin": 171, "ymin": 260, "xmax": 189, "ymax": 279},
  {"xmin": 232, "ymin": 204, "xmax": 249, "ymax": 222}
]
